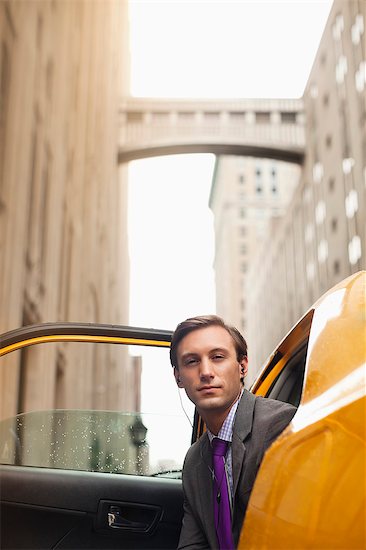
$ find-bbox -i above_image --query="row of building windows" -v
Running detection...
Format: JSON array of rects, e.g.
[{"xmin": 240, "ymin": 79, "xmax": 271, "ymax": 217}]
[
  {"xmin": 312, "ymin": 157, "xmax": 356, "ymax": 186},
  {"xmin": 126, "ymin": 110, "xmax": 299, "ymax": 124},
  {"xmin": 238, "ymin": 167, "xmax": 277, "ymax": 183},
  {"xmin": 306, "ymin": 236, "xmax": 361, "ymax": 282}
]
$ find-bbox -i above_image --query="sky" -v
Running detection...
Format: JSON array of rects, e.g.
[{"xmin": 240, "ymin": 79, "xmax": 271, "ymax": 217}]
[
  {"xmin": 126, "ymin": 0, "xmax": 333, "ymax": 466},
  {"xmin": 127, "ymin": 0, "xmax": 333, "ymax": 333}
]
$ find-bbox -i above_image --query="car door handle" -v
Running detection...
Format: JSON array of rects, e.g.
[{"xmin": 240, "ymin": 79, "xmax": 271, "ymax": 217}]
[
  {"xmin": 97, "ymin": 500, "xmax": 162, "ymax": 534},
  {"xmin": 108, "ymin": 505, "xmax": 149, "ymax": 530}
]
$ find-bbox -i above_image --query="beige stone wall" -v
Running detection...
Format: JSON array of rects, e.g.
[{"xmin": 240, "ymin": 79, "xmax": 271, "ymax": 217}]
[
  {"xmin": 0, "ymin": 1, "xmax": 133, "ymax": 419},
  {"xmin": 245, "ymin": 0, "xmax": 366, "ymax": 380}
]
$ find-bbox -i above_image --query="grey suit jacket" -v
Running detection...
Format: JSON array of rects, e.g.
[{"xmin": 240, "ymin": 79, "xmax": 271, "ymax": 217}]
[{"xmin": 178, "ymin": 390, "xmax": 296, "ymax": 549}]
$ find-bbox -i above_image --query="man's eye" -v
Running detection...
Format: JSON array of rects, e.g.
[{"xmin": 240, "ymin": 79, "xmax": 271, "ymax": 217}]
[
  {"xmin": 212, "ymin": 354, "xmax": 224, "ymax": 360},
  {"xmin": 185, "ymin": 358, "xmax": 197, "ymax": 366}
]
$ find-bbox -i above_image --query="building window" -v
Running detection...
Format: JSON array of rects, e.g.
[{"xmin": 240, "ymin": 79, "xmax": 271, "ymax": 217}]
[
  {"xmin": 351, "ymin": 13, "xmax": 364, "ymax": 45},
  {"xmin": 203, "ymin": 111, "xmax": 220, "ymax": 121},
  {"xmin": 342, "ymin": 157, "xmax": 355, "ymax": 174},
  {"xmin": 239, "ymin": 208, "xmax": 246, "ymax": 218},
  {"xmin": 305, "ymin": 224, "xmax": 314, "ymax": 244},
  {"xmin": 345, "ymin": 189, "xmax": 358, "ymax": 218},
  {"xmin": 229, "ymin": 111, "xmax": 246, "ymax": 121},
  {"xmin": 332, "ymin": 14, "xmax": 344, "ymax": 41},
  {"xmin": 325, "ymin": 134, "xmax": 332, "ymax": 148},
  {"xmin": 310, "ymin": 84, "xmax": 318, "ymax": 98},
  {"xmin": 178, "ymin": 111, "xmax": 195, "ymax": 120},
  {"xmin": 315, "ymin": 200, "xmax": 326, "ymax": 225},
  {"xmin": 240, "ymin": 244, "xmax": 247, "ymax": 255},
  {"xmin": 323, "ymin": 93, "xmax": 329, "ymax": 106},
  {"xmin": 331, "ymin": 217, "xmax": 338, "ymax": 232},
  {"xmin": 241, "ymin": 262, "xmax": 247, "ymax": 273},
  {"xmin": 318, "ymin": 239, "xmax": 328, "ymax": 263},
  {"xmin": 313, "ymin": 162, "xmax": 324, "ymax": 183},
  {"xmin": 355, "ymin": 61, "xmax": 366, "ymax": 93},
  {"xmin": 280, "ymin": 112, "xmax": 297, "ymax": 123},
  {"xmin": 255, "ymin": 112, "xmax": 270, "ymax": 124},
  {"xmin": 152, "ymin": 111, "xmax": 169, "ymax": 122},
  {"xmin": 238, "ymin": 174, "xmax": 245, "ymax": 184},
  {"xmin": 256, "ymin": 186, "xmax": 263, "ymax": 194},
  {"xmin": 328, "ymin": 177, "xmax": 335, "ymax": 191},
  {"xmin": 348, "ymin": 235, "xmax": 362, "ymax": 265},
  {"xmin": 127, "ymin": 111, "xmax": 143, "ymax": 123},
  {"xmin": 334, "ymin": 260, "xmax": 341, "ymax": 275},
  {"xmin": 239, "ymin": 226, "xmax": 246, "ymax": 237},
  {"xmin": 336, "ymin": 55, "xmax": 348, "ymax": 84}
]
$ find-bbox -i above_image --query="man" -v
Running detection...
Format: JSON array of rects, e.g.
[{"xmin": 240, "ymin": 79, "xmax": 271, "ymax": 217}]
[{"xmin": 170, "ymin": 315, "xmax": 296, "ymax": 549}]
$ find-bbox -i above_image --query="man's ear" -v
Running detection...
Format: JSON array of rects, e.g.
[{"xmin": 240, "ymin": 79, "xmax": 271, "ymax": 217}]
[
  {"xmin": 240, "ymin": 357, "xmax": 248, "ymax": 381},
  {"xmin": 174, "ymin": 367, "xmax": 184, "ymax": 387}
]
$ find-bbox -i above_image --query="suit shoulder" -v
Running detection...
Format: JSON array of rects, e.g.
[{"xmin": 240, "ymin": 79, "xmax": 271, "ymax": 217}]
[
  {"xmin": 183, "ymin": 434, "xmax": 206, "ymax": 466},
  {"xmin": 252, "ymin": 395, "xmax": 296, "ymax": 437},
  {"xmin": 254, "ymin": 395, "xmax": 296, "ymax": 415}
]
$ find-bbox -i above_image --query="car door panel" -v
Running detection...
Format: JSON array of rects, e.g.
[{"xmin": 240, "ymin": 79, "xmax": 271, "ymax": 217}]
[{"xmin": 1, "ymin": 465, "xmax": 183, "ymax": 549}]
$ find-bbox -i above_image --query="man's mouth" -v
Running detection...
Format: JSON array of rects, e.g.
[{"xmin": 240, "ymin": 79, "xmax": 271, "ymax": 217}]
[{"xmin": 198, "ymin": 385, "xmax": 219, "ymax": 392}]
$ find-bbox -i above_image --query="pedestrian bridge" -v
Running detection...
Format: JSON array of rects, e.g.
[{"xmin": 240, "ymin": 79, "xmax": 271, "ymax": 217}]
[{"xmin": 118, "ymin": 97, "xmax": 305, "ymax": 165}]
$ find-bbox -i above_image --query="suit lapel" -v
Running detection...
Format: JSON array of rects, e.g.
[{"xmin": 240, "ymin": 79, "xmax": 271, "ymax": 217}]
[
  {"xmin": 197, "ymin": 433, "xmax": 217, "ymax": 547},
  {"xmin": 232, "ymin": 390, "xmax": 256, "ymax": 497}
]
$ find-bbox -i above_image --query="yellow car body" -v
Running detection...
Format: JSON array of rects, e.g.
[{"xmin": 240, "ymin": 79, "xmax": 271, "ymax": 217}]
[{"xmin": 240, "ymin": 271, "xmax": 365, "ymax": 549}]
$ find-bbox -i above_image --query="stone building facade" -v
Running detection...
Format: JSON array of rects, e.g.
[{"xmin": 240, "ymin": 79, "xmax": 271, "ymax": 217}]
[
  {"xmin": 245, "ymin": 0, "xmax": 365, "ymax": 379},
  {"xmin": 0, "ymin": 1, "xmax": 135, "ymax": 419},
  {"xmin": 209, "ymin": 155, "xmax": 301, "ymax": 333}
]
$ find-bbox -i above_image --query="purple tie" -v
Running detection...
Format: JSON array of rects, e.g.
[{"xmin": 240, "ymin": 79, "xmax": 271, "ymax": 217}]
[{"xmin": 212, "ymin": 438, "xmax": 234, "ymax": 549}]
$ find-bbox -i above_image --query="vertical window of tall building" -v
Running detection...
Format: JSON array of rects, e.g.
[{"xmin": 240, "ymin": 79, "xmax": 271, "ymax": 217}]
[
  {"xmin": 305, "ymin": 224, "xmax": 314, "ymax": 244},
  {"xmin": 315, "ymin": 201, "xmax": 326, "ymax": 225},
  {"xmin": 351, "ymin": 13, "xmax": 364, "ymax": 45},
  {"xmin": 331, "ymin": 217, "xmax": 338, "ymax": 232},
  {"xmin": 318, "ymin": 239, "xmax": 328, "ymax": 263},
  {"xmin": 332, "ymin": 14, "xmax": 344, "ymax": 41},
  {"xmin": 313, "ymin": 162, "xmax": 324, "ymax": 183},
  {"xmin": 325, "ymin": 134, "xmax": 332, "ymax": 148},
  {"xmin": 348, "ymin": 235, "xmax": 362, "ymax": 265},
  {"xmin": 238, "ymin": 174, "xmax": 245, "ymax": 184},
  {"xmin": 336, "ymin": 55, "xmax": 348, "ymax": 84},
  {"xmin": 333, "ymin": 260, "xmax": 341, "ymax": 275},
  {"xmin": 355, "ymin": 61, "xmax": 366, "ymax": 93},
  {"xmin": 345, "ymin": 189, "xmax": 358, "ymax": 218},
  {"xmin": 342, "ymin": 157, "xmax": 355, "ymax": 174}
]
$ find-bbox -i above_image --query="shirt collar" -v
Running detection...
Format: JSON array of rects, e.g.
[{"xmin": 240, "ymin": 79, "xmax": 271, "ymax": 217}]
[{"xmin": 207, "ymin": 389, "xmax": 243, "ymax": 443}]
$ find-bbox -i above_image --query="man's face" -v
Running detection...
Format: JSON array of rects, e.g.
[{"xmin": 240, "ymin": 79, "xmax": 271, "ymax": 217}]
[{"xmin": 174, "ymin": 325, "xmax": 246, "ymax": 417}]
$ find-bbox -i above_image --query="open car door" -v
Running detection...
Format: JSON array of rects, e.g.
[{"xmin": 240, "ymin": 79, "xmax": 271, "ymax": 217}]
[{"xmin": 0, "ymin": 323, "xmax": 194, "ymax": 549}]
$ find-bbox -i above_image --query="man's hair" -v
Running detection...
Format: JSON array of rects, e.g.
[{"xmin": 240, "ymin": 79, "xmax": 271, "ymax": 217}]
[{"xmin": 169, "ymin": 314, "xmax": 248, "ymax": 369}]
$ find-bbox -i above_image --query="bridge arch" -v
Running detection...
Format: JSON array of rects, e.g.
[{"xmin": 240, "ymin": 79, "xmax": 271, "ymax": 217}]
[
  {"xmin": 118, "ymin": 97, "xmax": 305, "ymax": 165},
  {"xmin": 117, "ymin": 142, "xmax": 304, "ymax": 165}
]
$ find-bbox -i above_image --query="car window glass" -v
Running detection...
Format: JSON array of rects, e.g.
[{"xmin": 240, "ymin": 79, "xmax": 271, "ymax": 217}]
[
  {"xmin": 0, "ymin": 341, "xmax": 194, "ymax": 478},
  {"xmin": 265, "ymin": 341, "xmax": 309, "ymax": 407}
]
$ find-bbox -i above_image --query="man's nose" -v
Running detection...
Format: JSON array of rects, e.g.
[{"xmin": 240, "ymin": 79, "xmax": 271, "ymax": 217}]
[{"xmin": 199, "ymin": 357, "xmax": 214, "ymax": 379}]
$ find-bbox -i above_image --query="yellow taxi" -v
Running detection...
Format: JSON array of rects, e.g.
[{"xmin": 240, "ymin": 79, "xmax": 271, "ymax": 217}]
[{"xmin": 0, "ymin": 271, "xmax": 364, "ymax": 549}]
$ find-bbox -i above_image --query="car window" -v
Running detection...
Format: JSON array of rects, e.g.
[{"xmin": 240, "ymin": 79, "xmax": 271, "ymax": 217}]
[
  {"xmin": 264, "ymin": 342, "xmax": 308, "ymax": 407},
  {"xmin": 0, "ymin": 339, "xmax": 194, "ymax": 478},
  {"xmin": 251, "ymin": 310, "xmax": 314, "ymax": 407}
]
